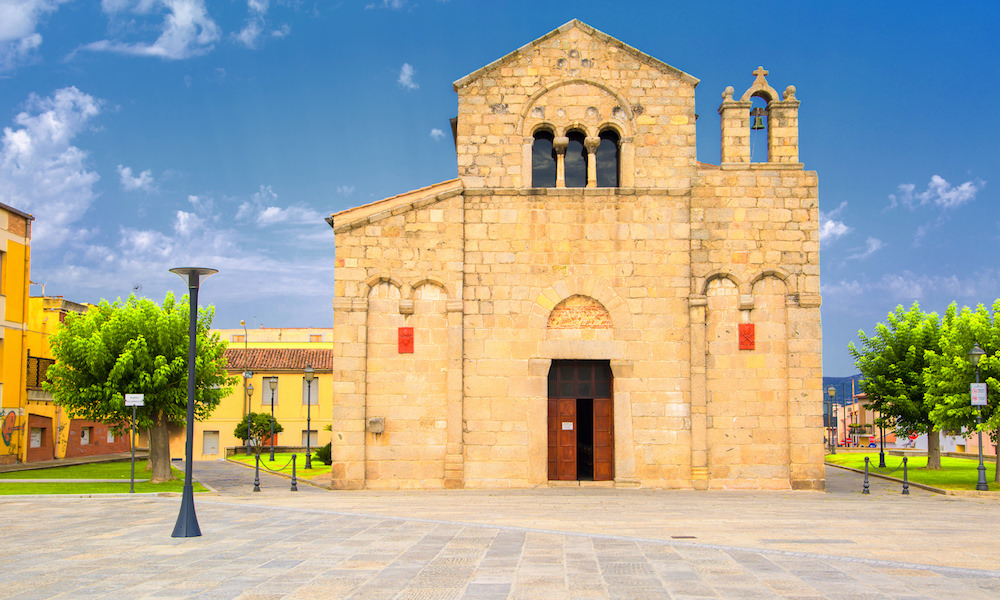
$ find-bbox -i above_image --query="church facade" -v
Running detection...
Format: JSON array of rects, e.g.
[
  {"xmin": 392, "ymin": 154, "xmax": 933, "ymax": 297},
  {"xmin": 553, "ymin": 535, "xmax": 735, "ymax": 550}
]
[{"xmin": 327, "ymin": 20, "xmax": 824, "ymax": 491}]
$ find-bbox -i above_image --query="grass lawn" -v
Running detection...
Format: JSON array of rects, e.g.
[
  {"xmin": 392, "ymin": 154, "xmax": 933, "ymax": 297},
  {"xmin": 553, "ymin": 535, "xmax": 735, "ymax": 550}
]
[
  {"xmin": 230, "ymin": 452, "xmax": 330, "ymax": 479},
  {"xmin": 826, "ymin": 452, "xmax": 999, "ymax": 491},
  {"xmin": 0, "ymin": 460, "xmax": 208, "ymax": 495}
]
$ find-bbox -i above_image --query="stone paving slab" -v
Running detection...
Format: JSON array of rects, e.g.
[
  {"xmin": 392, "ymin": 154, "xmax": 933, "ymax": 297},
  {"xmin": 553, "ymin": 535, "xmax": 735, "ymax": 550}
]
[{"xmin": 0, "ymin": 461, "xmax": 997, "ymax": 599}]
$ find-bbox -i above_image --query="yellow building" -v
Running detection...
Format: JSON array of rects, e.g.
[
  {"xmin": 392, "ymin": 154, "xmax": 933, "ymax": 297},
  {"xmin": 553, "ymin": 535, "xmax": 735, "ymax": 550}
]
[
  {"xmin": 168, "ymin": 327, "xmax": 333, "ymax": 462},
  {"xmin": 0, "ymin": 202, "xmax": 33, "ymax": 464}
]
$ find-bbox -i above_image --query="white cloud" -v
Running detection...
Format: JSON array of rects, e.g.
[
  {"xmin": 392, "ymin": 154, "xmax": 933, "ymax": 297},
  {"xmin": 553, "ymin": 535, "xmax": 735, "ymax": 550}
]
[
  {"xmin": 398, "ymin": 62, "xmax": 418, "ymax": 90},
  {"xmin": 430, "ymin": 128, "xmax": 445, "ymax": 141},
  {"xmin": 0, "ymin": 0, "xmax": 68, "ymax": 71},
  {"xmin": 888, "ymin": 174, "xmax": 986, "ymax": 210},
  {"xmin": 117, "ymin": 164, "xmax": 155, "ymax": 192},
  {"xmin": 366, "ymin": 0, "xmax": 411, "ymax": 9},
  {"xmin": 819, "ymin": 201, "xmax": 851, "ymax": 244},
  {"xmin": 81, "ymin": 0, "xmax": 220, "ymax": 60},
  {"xmin": 847, "ymin": 237, "xmax": 884, "ymax": 261},
  {"xmin": 234, "ymin": 0, "xmax": 290, "ymax": 49},
  {"xmin": 0, "ymin": 87, "xmax": 102, "ymax": 246},
  {"xmin": 336, "ymin": 185, "xmax": 355, "ymax": 195},
  {"xmin": 236, "ymin": 184, "xmax": 323, "ymax": 226}
]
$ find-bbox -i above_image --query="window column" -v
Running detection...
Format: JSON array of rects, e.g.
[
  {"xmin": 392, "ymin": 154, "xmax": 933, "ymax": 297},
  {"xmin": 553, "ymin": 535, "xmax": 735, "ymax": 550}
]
[
  {"xmin": 585, "ymin": 136, "xmax": 600, "ymax": 188},
  {"xmin": 553, "ymin": 136, "xmax": 568, "ymax": 188}
]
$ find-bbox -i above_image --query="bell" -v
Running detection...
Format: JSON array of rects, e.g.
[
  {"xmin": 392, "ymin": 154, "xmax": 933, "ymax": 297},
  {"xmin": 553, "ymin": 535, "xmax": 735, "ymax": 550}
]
[{"xmin": 750, "ymin": 107, "xmax": 766, "ymax": 130}]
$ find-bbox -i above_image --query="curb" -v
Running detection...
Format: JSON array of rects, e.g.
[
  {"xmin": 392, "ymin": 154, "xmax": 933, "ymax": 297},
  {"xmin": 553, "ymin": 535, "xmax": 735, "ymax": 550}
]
[
  {"xmin": 825, "ymin": 462, "xmax": 999, "ymax": 496},
  {"xmin": 224, "ymin": 457, "xmax": 331, "ymax": 490}
]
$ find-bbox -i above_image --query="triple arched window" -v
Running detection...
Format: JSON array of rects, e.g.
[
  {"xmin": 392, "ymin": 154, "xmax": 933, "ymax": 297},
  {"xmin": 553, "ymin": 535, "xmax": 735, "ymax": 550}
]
[{"xmin": 532, "ymin": 128, "xmax": 620, "ymax": 188}]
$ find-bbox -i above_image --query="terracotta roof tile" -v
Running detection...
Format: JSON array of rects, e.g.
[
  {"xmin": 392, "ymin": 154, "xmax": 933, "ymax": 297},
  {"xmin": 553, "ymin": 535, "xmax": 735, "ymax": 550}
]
[{"xmin": 224, "ymin": 348, "xmax": 333, "ymax": 372}]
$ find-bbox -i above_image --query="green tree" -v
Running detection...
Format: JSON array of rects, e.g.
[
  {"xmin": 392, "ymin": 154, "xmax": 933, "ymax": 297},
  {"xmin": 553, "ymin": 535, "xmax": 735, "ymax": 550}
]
[
  {"xmin": 849, "ymin": 303, "xmax": 944, "ymax": 468},
  {"xmin": 234, "ymin": 412, "xmax": 284, "ymax": 455},
  {"xmin": 925, "ymin": 301, "xmax": 1000, "ymax": 482},
  {"xmin": 44, "ymin": 293, "xmax": 233, "ymax": 482}
]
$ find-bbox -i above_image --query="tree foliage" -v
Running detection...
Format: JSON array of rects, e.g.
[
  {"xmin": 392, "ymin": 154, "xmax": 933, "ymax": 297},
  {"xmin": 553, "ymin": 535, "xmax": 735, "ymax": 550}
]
[
  {"xmin": 234, "ymin": 412, "xmax": 284, "ymax": 455},
  {"xmin": 925, "ymin": 301, "xmax": 1000, "ymax": 481},
  {"xmin": 44, "ymin": 293, "xmax": 233, "ymax": 482},
  {"xmin": 849, "ymin": 303, "xmax": 944, "ymax": 468}
]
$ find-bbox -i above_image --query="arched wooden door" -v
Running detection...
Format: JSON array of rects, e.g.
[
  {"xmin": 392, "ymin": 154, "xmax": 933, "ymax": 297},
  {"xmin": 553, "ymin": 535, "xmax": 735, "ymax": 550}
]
[{"xmin": 547, "ymin": 360, "xmax": 613, "ymax": 481}]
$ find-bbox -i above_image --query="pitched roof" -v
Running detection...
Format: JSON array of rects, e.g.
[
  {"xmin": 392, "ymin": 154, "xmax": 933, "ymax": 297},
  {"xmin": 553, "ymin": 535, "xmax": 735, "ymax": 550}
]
[
  {"xmin": 453, "ymin": 19, "xmax": 698, "ymax": 91},
  {"xmin": 224, "ymin": 348, "xmax": 333, "ymax": 372},
  {"xmin": 326, "ymin": 178, "xmax": 463, "ymax": 233}
]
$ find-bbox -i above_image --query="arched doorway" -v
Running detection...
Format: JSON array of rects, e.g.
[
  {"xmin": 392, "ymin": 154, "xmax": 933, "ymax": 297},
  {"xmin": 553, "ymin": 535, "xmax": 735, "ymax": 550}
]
[{"xmin": 547, "ymin": 360, "xmax": 613, "ymax": 481}]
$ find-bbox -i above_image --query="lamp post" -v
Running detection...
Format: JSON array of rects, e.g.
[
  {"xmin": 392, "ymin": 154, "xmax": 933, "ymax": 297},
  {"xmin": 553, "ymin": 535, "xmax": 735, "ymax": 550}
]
[
  {"xmin": 826, "ymin": 386, "xmax": 837, "ymax": 454},
  {"xmin": 169, "ymin": 267, "xmax": 217, "ymax": 538},
  {"xmin": 269, "ymin": 376, "xmax": 277, "ymax": 462},
  {"xmin": 304, "ymin": 364, "xmax": 314, "ymax": 469},
  {"xmin": 240, "ymin": 320, "xmax": 252, "ymax": 455},
  {"xmin": 878, "ymin": 414, "xmax": 886, "ymax": 468},
  {"xmin": 246, "ymin": 383, "xmax": 254, "ymax": 456},
  {"xmin": 968, "ymin": 342, "xmax": 988, "ymax": 491}
]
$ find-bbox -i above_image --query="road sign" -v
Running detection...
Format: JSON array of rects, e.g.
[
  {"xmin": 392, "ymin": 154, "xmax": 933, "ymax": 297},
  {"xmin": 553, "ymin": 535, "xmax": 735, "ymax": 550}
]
[
  {"xmin": 125, "ymin": 394, "xmax": 145, "ymax": 407},
  {"xmin": 971, "ymin": 383, "xmax": 987, "ymax": 406}
]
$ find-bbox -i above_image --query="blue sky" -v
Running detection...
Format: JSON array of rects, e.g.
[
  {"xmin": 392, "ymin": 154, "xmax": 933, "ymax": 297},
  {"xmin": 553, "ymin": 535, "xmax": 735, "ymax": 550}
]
[{"xmin": 1, "ymin": 1, "xmax": 996, "ymax": 377}]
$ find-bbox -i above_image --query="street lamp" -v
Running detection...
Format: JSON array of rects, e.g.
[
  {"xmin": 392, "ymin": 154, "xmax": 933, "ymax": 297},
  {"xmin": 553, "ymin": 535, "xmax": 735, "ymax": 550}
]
[
  {"xmin": 826, "ymin": 386, "xmax": 837, "ymax": 454},
  {"xmin": 304, "ymin": 364, "xmax": 315, "ymax": 469},
  {"xmin": 169, "ymin": 266, "xmax": 217, "ymax": 538},
  {"xmin": 269, "ymin": 376, "xmax": 278, "ymax": 462},
  {"xmin": 240, "ymin": 319, "xmax": 251, "ymax": 456},
  {"xmin": 968, "ymin": 342, "xmax": 988, "ymax": 491},
  {"xmin": 246, "ymin": 383, "xmax": 254, "ymax": 456}
]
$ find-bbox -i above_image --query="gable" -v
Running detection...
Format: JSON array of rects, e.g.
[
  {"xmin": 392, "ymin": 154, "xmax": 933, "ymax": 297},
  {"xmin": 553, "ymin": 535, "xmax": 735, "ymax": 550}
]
[{"xmin": 453, "ymin": 19, "xmax": 698, "ymax": 91}]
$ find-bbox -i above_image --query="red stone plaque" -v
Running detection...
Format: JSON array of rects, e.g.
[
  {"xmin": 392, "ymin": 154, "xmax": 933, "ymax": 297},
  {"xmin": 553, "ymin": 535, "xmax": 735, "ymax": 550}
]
[
  {"xmin": 739, "ymin": 323, "xmax": 755, "ymax": 350},
  {"xmin": 398, "ymin": 327, "xmax": 414, "ymax": 353}
]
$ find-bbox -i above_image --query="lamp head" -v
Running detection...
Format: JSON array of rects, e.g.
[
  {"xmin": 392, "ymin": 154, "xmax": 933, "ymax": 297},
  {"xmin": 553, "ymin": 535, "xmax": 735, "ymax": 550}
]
[
  {"xmin": 304, "ymin": 364, "xmax": 315, "ymax": 382},
  {"xmin": 827, "ymin": 386, "xmax": 836, "ymax": 398},
  {"xmin": 247, "ymin": 383, "xmax": 254, "ymax": 397},
  {"xmin": 169, "ymin": 267, "xmax": 218, "ymax": 287},
  {"xmin": 968, "ymin": 342, "xmax": 986, "ymax": 367},
  {"xmin": 269, "ymin": 377, "xmax": 277, "ymax": 391}
]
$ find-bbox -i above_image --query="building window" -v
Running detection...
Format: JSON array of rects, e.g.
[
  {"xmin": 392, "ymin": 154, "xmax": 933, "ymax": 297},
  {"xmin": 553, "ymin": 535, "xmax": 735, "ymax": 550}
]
[
  {"xmin": 81, "ymin": 427, "xmax": 92, "ymax": 445},
  {"xmin": 596, "ymin": 130, "xmax": 620, "ymax": 188},
  {"xmin": 301, "ymin": 430, "xmax": 318, "ymax": 446},
  {"xmin": 302, "ymin": 378, "xmax": 318, "ymax": 405},
  {"xmin": 263, "ymin": 377, "xmax": 279, "ymax": 405},
  {"xmin": 564, "ymin": 131, "xmax": 587, "ymax": 188},
  {"xmin": 309, "ymin": 334, "xmax": 322, "ymax": 342},
  {"xmin": 232, "ymin": 334, "xmax": 245, "ymax": 342},
  {"xmin": 531, "ymin": 129, "xmax": 556, "ymax": 188},
  {"xmin": 30, "ymin": 428, "xmax": 42, "ymax": 448},
  {"xmin": 107, "ymin": 430, "xmax": 115, "ymax": 443}
]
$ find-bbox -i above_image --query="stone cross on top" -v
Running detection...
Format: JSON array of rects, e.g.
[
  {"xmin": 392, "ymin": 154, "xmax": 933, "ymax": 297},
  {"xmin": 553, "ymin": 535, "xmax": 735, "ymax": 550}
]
[{"xmin": 752, "ymin": 66, "xmax": 769, "ymax": 84}]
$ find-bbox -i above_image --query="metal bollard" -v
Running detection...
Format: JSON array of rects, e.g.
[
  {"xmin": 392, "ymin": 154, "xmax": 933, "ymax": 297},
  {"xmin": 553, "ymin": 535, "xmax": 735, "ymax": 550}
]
[
  {"xmin": 253, "ymin": 454, "xmax": 261, "ymax": 492},
  {"xmin": 902, "ymin": 456, "xmax": 910, "ymax": 495},
  {"xmin": 862, "ymin": 456, "xmax": 870, "ymax": 494},
  {"xmin": 291, "ymin": 454, "xmax": 298, "ymax": 492}
]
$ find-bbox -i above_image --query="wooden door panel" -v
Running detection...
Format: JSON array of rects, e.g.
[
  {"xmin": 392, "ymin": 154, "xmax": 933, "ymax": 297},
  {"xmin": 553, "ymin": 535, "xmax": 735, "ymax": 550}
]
[
  {"xmin": 556, "ymin": 398, "xmax": 577, "ymax": 480},
  {"xmin": 593, "ymin": 398, "xmax": 613, "ymax": 481},
  {"xmin": 547, "ymin": 399, "xmax": 558, "ymax": 480}
]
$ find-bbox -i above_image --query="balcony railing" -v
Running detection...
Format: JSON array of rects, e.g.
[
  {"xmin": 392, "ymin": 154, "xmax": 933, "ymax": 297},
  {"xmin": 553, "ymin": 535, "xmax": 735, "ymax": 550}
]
[{"xmin": 26, "ymin": 356, "xmax": 55, "ymax": 390}]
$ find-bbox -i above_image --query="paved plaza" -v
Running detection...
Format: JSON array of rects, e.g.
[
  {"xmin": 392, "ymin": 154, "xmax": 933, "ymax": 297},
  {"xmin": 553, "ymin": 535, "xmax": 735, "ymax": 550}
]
[{"xmin": 0, "ymin": 461, "xmax": 998, "ymax": 599}]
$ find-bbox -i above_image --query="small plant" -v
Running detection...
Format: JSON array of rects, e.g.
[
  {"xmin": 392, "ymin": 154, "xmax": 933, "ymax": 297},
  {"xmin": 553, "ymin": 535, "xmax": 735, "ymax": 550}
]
[
  {"xmin": 314, "ymin": 442, "xmax": 332, "ymax": 466},
  {"xmin": 234, "ymin": 412, "xmax": 284, "ymax": 456}
]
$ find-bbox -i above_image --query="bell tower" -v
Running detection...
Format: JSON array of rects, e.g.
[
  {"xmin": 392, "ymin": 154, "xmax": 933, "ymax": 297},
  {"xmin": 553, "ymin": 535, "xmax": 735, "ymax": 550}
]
[{"xmin": 719, "ymin": 67, "xmax": 801, "ymax": 167}]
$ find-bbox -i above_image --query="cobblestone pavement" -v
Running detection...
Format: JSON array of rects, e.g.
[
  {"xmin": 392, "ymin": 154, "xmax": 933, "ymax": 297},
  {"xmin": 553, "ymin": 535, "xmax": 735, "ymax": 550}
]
[{"xmin": 1, "ymin": 461, "xmax": 998, "ymax": 599}]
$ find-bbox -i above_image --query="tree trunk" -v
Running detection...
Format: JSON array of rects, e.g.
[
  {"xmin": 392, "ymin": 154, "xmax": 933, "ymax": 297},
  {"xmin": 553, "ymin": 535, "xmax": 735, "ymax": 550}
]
[
  {"xmin": 148, "ymin": 418, "xmax": 173, "ymax": 483},
  {"xmin": 926, "ymin": 426, "xmax": 941, "ymax": 470}
]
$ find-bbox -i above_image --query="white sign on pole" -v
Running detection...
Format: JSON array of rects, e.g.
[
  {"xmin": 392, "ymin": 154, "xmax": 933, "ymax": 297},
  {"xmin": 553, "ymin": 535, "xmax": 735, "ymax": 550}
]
[
  {"xmin": 125, "ymin": 394, "xmax": 145, "ymax": 407},
  {"xmin": 971, "ymin": 383, "xmax": 988, "ymax": 407}
]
